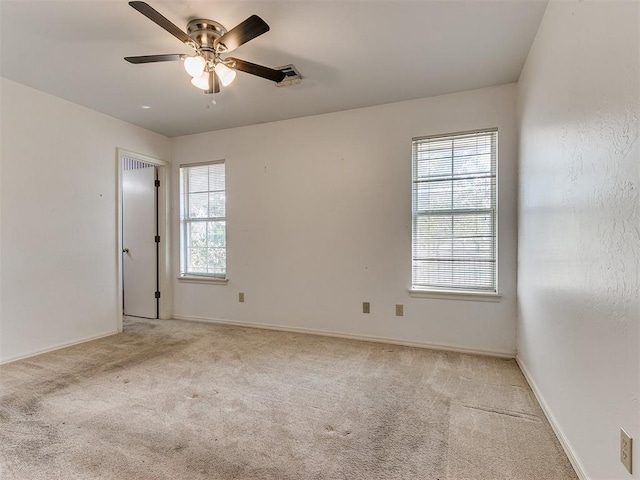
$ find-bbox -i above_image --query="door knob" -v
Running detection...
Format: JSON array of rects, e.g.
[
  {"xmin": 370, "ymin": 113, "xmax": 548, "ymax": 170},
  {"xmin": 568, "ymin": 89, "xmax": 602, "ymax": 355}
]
[{"xmin": 122, "ymin": 248, "xmax": 130, "ymax": 253}]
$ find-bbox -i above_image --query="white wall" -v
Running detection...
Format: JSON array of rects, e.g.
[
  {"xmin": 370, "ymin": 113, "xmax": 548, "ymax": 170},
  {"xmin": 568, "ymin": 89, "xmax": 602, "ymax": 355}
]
[
  {"xmin": 517, "ymin": 1, "xmax": 639, "ymax": 478},
  {"xmin": 0, "ymin": 78, "xmax": 171, "ymax": 363},
  {"xmin": 172, "ymin": 84, "xmax": 518, "ymax": 355}
]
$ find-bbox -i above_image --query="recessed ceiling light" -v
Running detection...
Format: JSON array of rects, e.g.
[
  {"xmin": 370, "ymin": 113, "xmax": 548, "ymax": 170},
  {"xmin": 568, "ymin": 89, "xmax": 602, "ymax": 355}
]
[{"xmin": 141, "ymin": 105, "xmax": 152, "ymax": 109}]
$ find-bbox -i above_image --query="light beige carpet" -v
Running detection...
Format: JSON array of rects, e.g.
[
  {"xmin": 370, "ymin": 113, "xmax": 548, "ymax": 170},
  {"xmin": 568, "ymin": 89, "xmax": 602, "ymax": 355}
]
[{"xmin": 0, "ymin": 318, "xmax": 577, "ymax": 479}]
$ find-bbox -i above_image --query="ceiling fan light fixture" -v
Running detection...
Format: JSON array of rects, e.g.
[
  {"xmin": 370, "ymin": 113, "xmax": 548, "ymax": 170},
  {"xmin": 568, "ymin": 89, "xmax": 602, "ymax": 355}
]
[
  {"xmin": 125, "ymin": 3, "xmax": 285, "ymax": 99},
  {"xmin": 184, "ymin": 55, "xmax": 206, "ymax": 78},
  {"xmin": 191, "ymin": 72, "xmax": 210, "ymax": 90},
  {"xmin": 214, "ymin": 62, "xmax": 236, "ymax": 87}
]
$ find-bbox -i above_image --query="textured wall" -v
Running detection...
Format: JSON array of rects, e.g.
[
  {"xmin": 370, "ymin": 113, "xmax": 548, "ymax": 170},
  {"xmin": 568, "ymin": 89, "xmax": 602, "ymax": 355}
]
[
  {"xmin": 517, "ymin": 1, "xmax": 640, "ymax": 478},
  {"xmin": 172, "ymin": 84, "xmax": 519, "ymax": 355}
]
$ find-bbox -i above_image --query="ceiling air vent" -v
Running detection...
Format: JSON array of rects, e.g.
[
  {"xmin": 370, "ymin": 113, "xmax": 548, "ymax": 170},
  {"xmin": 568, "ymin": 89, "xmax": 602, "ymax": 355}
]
[{"xmin": 275, "ymin": 64, "xmax": 302, "ymax": 87}]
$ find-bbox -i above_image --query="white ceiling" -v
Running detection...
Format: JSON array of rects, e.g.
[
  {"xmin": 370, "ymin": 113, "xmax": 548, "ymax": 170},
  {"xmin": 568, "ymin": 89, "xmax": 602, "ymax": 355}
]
[{"xmin": 0, "ymin": 0, "xmax": 547, "ymax": 137}]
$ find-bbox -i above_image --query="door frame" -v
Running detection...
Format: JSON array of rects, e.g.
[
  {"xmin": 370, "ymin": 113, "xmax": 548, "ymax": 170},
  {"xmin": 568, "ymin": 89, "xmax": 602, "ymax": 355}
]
[{"xmin": 116, "ymin": 148, "xmax": 172, "ymax": 332}]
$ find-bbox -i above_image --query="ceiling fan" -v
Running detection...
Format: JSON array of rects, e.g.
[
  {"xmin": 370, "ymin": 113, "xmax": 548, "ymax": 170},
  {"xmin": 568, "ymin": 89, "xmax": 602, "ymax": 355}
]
[{"xmin": 124, "ymin": 1, "xmax": 286, "ymax": 97}]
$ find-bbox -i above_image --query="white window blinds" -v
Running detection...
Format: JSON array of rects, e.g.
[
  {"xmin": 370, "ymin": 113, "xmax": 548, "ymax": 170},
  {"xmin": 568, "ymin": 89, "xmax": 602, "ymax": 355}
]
[
  {"xmin": 179, "ymin": 162, "xmax": 226, "ymax": 278},
  {"xmin": 412, "ymin": 129, "xmax": 497, "ymax": 292}
]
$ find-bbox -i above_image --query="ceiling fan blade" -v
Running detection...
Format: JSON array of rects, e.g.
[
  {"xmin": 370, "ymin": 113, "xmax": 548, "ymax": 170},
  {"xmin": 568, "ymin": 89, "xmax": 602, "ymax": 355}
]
[
  {"xmin": 205, "ymin": 71, "xmax": 220, "ymax": 94},
  {"xmin": 129, "ymin": 1, "xmax": 197, "ymax": 48},
  {"xmin": 124, "ymin": 54, "xmax": 185, "ymax": 64},
  {"xmin": 227, "ymin": 58, "xmax": 286, "ymax": 83},
  {"xmin": 214, "ymin": 15, "xmax": 269, "ymax": 53}
]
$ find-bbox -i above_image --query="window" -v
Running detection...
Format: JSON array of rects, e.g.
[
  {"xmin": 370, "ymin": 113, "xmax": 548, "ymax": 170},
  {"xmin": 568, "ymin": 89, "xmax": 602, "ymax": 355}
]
[
  {"xmin": 179, "ymin": 161, "xmax": 226, "ymax": 279},
  {"xmin": 411, "ymin": 129, "xmax": 497, "ymax": 293}
]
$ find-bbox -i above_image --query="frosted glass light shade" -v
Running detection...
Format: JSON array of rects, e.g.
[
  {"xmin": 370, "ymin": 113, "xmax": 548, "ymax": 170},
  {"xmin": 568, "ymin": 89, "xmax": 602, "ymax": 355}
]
[
  {"xmin": 191, "ymin": 72, "xmax": 209, "ymax": 90},
  {"xmin": 214, "ymin": 62, "xmax": 236, "ymax": 86},
  {"xmin": 184, "ymin": 56, "xmax": 206, "ymax": 78}
]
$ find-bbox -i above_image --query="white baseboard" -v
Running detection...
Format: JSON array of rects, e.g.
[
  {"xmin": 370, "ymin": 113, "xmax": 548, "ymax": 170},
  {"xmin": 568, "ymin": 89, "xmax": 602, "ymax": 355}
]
[
  {"xmin": 172, "ymin": 314, "xmax": 515, "ymax": 358},
  {"xmin": 516, "ymin": 355, "xmax": 587, "ymax": 480},
  {"xmin": 0, "ymin": 330, "xmax": 119, "ymax": 365}
]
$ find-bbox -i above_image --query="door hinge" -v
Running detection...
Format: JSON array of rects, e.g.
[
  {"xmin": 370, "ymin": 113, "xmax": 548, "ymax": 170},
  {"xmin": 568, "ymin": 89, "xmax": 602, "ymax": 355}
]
[
  {"xmin": 155, "ymin": 179, "xmax": 160, "ymax": 187},
  {"xmin": 155, "ymin": 291, "xmax": 161, "ymax": 299},
  {"xmin": 155, "ymin": 235, "xmax": 160, "ymax": 243}
]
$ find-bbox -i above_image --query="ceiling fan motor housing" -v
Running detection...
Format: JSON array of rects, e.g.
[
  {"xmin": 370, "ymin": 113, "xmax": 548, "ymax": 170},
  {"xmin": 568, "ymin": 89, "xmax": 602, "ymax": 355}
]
[{"xmin": 187, "ymin": 19, "xmax": 226, "ymax": 50}]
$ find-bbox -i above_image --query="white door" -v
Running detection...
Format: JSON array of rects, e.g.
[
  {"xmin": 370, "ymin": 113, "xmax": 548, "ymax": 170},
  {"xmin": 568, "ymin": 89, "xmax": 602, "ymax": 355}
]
[{"xmin": 122, "ymin": 162, "xmax": 157, "ymax": 318}]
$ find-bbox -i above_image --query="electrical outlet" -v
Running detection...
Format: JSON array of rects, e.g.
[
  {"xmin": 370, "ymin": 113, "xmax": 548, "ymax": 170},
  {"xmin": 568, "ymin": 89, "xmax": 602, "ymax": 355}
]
[
  {"xmin": 621, "ymin": 428, "xmax": 632, "ymax": 473},
  {"xmin": 363, "ymin": 302, "xmax": 370, "ymax": 314},
  {"xmin": 239, "ymin": 292, "xmax": 245, "ymax": 303},
  {"xmin": 395, "ymin": 304, "xmax": 403, "ymax": 316}
]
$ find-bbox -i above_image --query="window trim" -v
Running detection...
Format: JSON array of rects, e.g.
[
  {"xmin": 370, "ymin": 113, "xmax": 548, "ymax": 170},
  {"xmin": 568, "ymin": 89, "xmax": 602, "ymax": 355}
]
[
  {"xmin": 179, "ymin": 159, "xmax": 227, "ymax": 282},
  {"xmin": 177, "ymin": 275, "xmax": 228, "ymax": 285},
  {"xmin": 410, "ymin": 128, "xmax": 499, "ymax": 298},
  {"xmin": 409, "ymin": 288, "xmax": 502, "ymax": 302}
]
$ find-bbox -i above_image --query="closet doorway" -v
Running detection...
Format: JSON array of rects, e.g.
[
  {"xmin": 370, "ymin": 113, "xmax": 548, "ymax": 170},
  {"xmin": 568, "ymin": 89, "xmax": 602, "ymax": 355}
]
[
  {"xmin": 116, "ymin": 149, "xmax": 171, "ymax": 330},
  {"xmin": 122, "ymin": 157, "xmax": 158, "ymax": 318}
]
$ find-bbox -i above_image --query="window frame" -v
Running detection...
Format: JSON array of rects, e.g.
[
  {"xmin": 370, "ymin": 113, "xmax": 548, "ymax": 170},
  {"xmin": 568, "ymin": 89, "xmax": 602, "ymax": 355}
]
[
  {"xmin": 178, "ymin": 160, "xmax": 228, "ymax": 284},
  {"xmin": 410, "ymin": 128, "xmax": 500, "ymax": 300}
]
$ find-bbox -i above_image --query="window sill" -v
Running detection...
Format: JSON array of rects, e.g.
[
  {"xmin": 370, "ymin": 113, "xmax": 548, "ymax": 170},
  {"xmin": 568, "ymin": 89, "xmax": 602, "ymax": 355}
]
[
  {"xmin": 409, "ymin": 288, "xmax": 502, "ymax": 302},
  {"xmin": 178, "ymin": 276, "xmax": 228, "ymax": 285}
]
